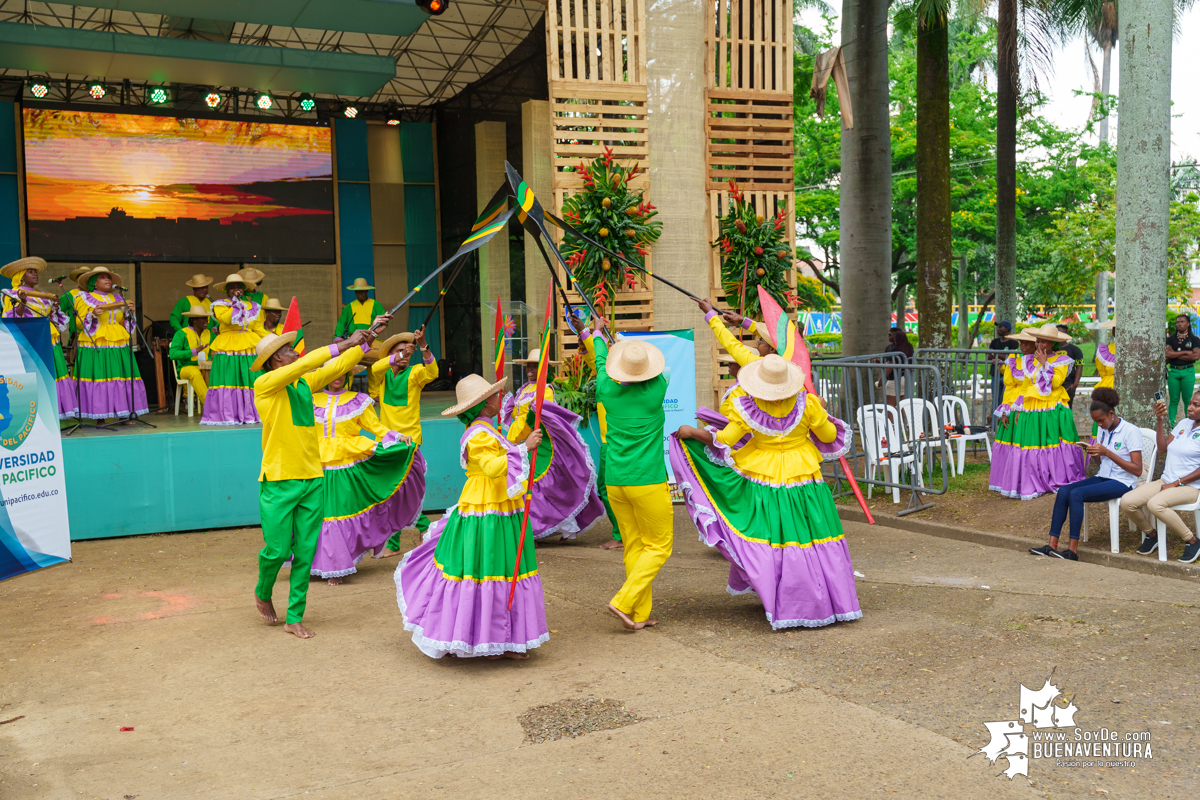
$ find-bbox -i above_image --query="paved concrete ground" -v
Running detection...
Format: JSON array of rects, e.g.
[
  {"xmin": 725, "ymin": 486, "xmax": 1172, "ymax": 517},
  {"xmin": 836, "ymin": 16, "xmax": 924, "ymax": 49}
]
[{"xmin": 1, "ymin": 511, "xmax": 1196, "ymax": 799}]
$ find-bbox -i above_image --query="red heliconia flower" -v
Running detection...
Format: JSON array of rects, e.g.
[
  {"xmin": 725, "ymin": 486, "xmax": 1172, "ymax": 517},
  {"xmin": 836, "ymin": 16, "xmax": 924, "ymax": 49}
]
[
  {"xmin": 603, "ymin": 145, "xmax": 614, "ymax": 165},
  {"xmin": 754, "ymin": 246, "xmax": 764, "ymax": 256}
]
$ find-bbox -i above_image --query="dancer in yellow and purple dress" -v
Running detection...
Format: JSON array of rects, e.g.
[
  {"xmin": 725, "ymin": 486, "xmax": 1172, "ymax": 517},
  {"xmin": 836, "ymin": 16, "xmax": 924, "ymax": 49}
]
[
  {"xmin": 309, "ymin": 365, "xmax": 426, "ymax": 585},
  {"xmin": 671, "ymin": 354, "xmax": 861, "ymax": 629},
  {"xmin": 396, "ymin": 374, "xmax": 549, "ymax": 660},
  {"xmin": 1, "ymin": 257, "xmax": 76, "ymax": 418},
  {"xmin": 991, "ymin": 329, "xmax": 1036, "ymax": 447},
  {"xmin": 989, "ymin": 324, "xmax": 1086, "ymax": 499},
  {"xmin": 1090, "ymin": 319, "xmax": 1116, "ymax": 435},
  {"xmin": 202, "ymin": 273, "xmax": 266, "ymax": 425},
  {"xmin": 503, "ymin": 345, "xmax": 605, "ymax": 541},
  {"xmin": 72, "ymin": 267, "xmax": 149, "ymax": 421}
]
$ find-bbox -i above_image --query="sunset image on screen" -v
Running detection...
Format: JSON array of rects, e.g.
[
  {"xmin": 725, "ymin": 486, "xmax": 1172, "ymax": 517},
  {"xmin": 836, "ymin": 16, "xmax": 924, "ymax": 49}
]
[{"xmin": 23, "ymin": 109, "xmax": 335, "ymax": 263}]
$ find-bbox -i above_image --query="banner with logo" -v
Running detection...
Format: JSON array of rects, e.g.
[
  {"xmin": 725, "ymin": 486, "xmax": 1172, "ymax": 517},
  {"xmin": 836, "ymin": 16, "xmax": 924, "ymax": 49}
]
[
  {"xmin": 618, "ymin": 329, "xmax": 697, "ymax": 487},
  {"xmin": 0, "ymin": 318, "xmax": 70, "ymax": 581}
]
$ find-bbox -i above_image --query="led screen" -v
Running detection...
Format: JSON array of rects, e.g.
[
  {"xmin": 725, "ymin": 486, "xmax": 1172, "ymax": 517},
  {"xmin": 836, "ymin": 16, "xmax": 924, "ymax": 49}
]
[{"xmin": 22, "ymin": 109, "xmax": 335, "ymax": 263}]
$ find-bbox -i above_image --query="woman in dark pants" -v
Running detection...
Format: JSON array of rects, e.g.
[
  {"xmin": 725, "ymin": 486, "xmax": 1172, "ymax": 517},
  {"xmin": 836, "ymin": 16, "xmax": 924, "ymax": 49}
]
[{"xmin": 1029, "ymin": 388, "xmax": 1144, "ymax": 561}]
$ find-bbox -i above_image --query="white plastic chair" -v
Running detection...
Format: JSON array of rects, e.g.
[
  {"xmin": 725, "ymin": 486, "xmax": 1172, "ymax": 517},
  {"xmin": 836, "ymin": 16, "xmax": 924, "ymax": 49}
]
[
  {"xmin": 1082, "ymin": 427, "xmax": 1159, "ymax": 554},
  {"xmin": 172, "ymin": 360, "xmax": 195, "ymax": 417},
  {"xmin": 940, "ymin": 394, "xmax": 992, "ymax": 475},
  {"xmin": 1155, "ymin": 495, "xmax": 1199, "ymax": 562},
  {"xmin": 897, "ymin": 397, "xmax": 953, "ymax": 476},
  {"xmin": 857, "ymin": 405, "xmax": 922, "ymax": 504}
]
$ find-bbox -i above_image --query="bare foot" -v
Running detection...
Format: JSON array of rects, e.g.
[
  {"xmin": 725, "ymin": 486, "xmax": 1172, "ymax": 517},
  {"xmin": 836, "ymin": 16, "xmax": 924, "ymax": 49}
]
[
  {"xmin": 642, "ymin": 618, "xmax": 659, "ymax": 627},
  {"xmin": 374, "ymin": 548, "xmax": 401, "ymax": 560},
  {"xmin": 599, "ymin": 539, "xmax": 623, "ymax": 551},
  {"xmin": 255, "ymin": 596, "xmax": 278, "ymax": 624},
  {"xmin": 283, "ymin": 622, "xmax": 315, "ymax": 638},
  {"xmin": 485, "ymin": 652, "xmax": 530, "ymax": 660},
  {"xmin": 607, "ymin": 603, "xmax": 639, "ymax": 630},
  {"xmin": 327, "ymin": 576, "xmax": 344, "ymax": 586}
]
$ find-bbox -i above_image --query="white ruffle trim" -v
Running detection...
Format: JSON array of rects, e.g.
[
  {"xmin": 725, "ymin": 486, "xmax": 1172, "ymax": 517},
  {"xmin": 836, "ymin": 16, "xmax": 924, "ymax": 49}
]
[
  {"xmin": 507, "ymin": 443, "xmax": 531, "ymax": 499},
  {"xmin": 817, "ymin": 417, "xmax": 853, "ymax": 463},
  {"xmin": 531, "ymin": 420, "xmax": 603, "ymax": 540},
  {"xmin": 988, "ymin": 484, "xmax": 1046, "ymax": 500},
  {"xmin": 726, "ymin": 585, "xmax": 758, "ymax": 597},
  {"xmin": 767, "ymin": 609, "xmax": 863, "ymax": 630},
  {"xmin": 703, "ymin": 425, "xmax": 737, "ymax": 468},
  {"xmin": 733, "ymin": 393, "xmax": 803, "ymax": 438}
]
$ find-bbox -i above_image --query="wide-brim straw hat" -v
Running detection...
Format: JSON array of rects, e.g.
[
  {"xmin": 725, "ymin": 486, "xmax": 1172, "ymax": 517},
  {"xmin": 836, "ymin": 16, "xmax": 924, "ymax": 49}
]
[
  {"xmin": 182, "ymin": 307, "xmax": 211, "ymax": 318},
  {"xmin": 512, "ymin": 347, "xmax": 561, "ymax": 366},
  {"xmin": 1008, "ymin": 329, "xmax": 1037, "ymax": 343},
  {"xmin": 1028, "ymin": 323, "xmax": 1071, "ymax": 342},
  {"xmin": 346, "ymin": 277, "xmax": 375, "ymax": 291},
  {"xmin": 1084, "ymin": 320, "xmax": 1116, "ymax": 330},
  {"xmin": 261, "ymin": 298, "xmax": 286, "ymax": 312},
  {"xmin": 238, "ymin": 267, "xmax": 266, "ymax": 285},
  {"xmin": 376, "ymin": 332, "xmax": 415, "ymax": 355},
  {"xmin": 82, "ymin": 266, "xmax": 116, "ymax": 289},
  {"xmin": 68, "ymin": 266, "xmax": 92, "ymax": 282},
  {"xmin": 442, "ymin": 374, "xmax": 506, "ymax": 416},
  {"xmin": 605, "ymin": 337, "xmax": 665, "ymax": 383},
  {"xmin": 213, "ymin": 273, "xmax": 248, "ymax": 292},
  {"xmin": 738, "ymin": 354, "xmax": 805, "ymax": 401},
  {"xmin": 1, "ymin": 257, "xmax": 47, "ymax": 279},
  {"xmin": 753, "ymin": 321, "xmax": 775, "ymax": 347},
  {"xmin": 251, "ymin": 331, "xmax": 297, "ymax": 371},
  {"xmin": 185, "ymin": 273, "xmax": 213, "ymax": 288}
]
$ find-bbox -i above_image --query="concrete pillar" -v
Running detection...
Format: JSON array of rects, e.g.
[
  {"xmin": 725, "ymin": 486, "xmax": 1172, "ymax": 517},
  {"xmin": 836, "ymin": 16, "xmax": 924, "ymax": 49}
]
[
  {"xmin": 475, "ymin": 120, "xmax": 511, "ymax": 374},
  {"xmin": 646, "ymin": 0, "xmax": 711, "ymax": 403},
  {"xmin": 522, "ymin": 99, "xmax": 554, "ymax": 350}
]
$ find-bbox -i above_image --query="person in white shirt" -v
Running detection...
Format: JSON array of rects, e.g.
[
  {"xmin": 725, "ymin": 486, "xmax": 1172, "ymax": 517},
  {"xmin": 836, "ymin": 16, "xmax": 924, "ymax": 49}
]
[
  {"xmin": 1030, "ymin": 388, "xmax": 1143, "ymax": 561},
  {"xmin": 1120, "ymin": 390, "xmax": 1200, "ymax": 563}
]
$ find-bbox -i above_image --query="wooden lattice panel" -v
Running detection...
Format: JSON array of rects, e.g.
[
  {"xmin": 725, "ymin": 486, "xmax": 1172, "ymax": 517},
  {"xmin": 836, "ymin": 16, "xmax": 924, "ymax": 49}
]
[
  {"xmin": 705, "ymin": 89, "xmax": 793, "ymax": 190},
  {"xmin": 706, "ymin": 0, "xmax": 792, "ymax": 92},
  {"xmin": 546, "ymin": 0, "xmax": 646, "ymax": 83},
  {"xmin": 549, "ymin": 82, "xmax": 649, "ymax": 190}
]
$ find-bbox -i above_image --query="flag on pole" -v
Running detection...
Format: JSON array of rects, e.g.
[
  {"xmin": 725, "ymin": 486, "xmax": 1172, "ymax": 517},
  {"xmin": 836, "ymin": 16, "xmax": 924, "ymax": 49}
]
[
  {"xmin": 282, "ymin": 296, "xmax": 305, "ymax": 355},
  {"xmin": 492, "ymin": 295, "xmax": 504, "ymax": 381}
]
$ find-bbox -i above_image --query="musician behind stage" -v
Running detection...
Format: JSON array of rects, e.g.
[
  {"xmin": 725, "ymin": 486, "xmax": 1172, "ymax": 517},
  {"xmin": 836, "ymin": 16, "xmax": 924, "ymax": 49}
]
[
  {"xmin": 169, "ymin": 273, "xmax": 215, "ymax": 334},
  {"xmin": 261, "ymin": 298, "xmax": 305, "ymax": 352},
  {"xmin": 73, "ymin": 266, "xmax": 150, "ymax": 423},
  {"xmin": 169, "ymin": 306, "xmax": 213, "ymax": 406}
]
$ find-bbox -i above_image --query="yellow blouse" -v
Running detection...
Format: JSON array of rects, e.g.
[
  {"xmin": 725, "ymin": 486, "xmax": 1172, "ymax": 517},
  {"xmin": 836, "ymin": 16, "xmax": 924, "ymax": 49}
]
[
  {"xmin": 458, "ymin": 420, "xmax": 529, "ymax": 515},
  {"xmin": 73, "ymin": 292, "xmax": 131, "ymax": 347},
  {"xmin": 1022, "ymin": 355, "xmax": 1072, "ymax": 411},
  {"xmin": 999, "ymin": 354, "xmax": 1031, "ymax": 412},
  {"xmin": 715, "ymin": 392, "xmax": 838, "ymax": 483},
  {"xmin": 506, "ymin": 383, "xmax": 554, "ymax": 442},
  {"xmin": 211, "ymin": 298, "xmax": 267, "ymax": 353},
  {"xmin": 312, "ymin": 390, "xmax": 393, "ymax": 468},
  {"xmin": 1095, "ymin": 344, "xmax": 1115, "ymax": 390}
]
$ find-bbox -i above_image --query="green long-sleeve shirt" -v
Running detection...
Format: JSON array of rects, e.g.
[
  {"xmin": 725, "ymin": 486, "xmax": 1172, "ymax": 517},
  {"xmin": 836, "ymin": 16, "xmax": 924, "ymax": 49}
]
[
  {"xmin": 169, "ymin": 295, "xmax": 216, "ymax": 333},
  {"xmin": 587, "ymin": 334, "xmax": 669, "ymax": 486},
  {"xmin": 169, "ymin": 327, "xmax": 211, "ymax": 368},
  {"xmin": 335, "ymin": 299, "xmax": 385, "ymax": 339}
]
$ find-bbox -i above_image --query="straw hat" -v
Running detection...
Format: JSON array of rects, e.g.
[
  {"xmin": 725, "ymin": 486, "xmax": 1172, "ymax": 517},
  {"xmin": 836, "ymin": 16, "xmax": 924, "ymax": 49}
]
[
  {"xmin": 0, "ymin": 257, "xmax": 46, "ymax": 279},
  {"xmin": 1007, "ymin": 329, "xmax": 1037, "ymax": 343},
  {"xmin": 82, "ymin": 266, "xmax": 117, "ymax": 289},
  {"xmin": 376, "ymin": 332, "xmax": 415, "ymax": 355},
  {"xmin": 442, "ymin": 374, "xmax": 506, "ymax": 416},
  {"xmin": 185, "ymin": 273, "xmax": 213, "ymax": 288},
  {"xmin": 346, "ymin": 277, "xmax": 375, "ymax": 291},
  {"xmin": 512, "ymin": 347, "xmax": 561, "ymax": 366},
  {"xmin": 261, "ymin": 298, "xmax": 286, "ymax": 312},
  {"xmin": 238, "ymin": 267, "xmax": 266, "ymax": 285},
  {"xmin": 251, "ymin": 332, "xmax": 297, "ymax": 370},
  {"xmin": 212, "ymin": 273, "xmax": 247, "ymax": 292},
  {"xmin": 182, "ymin": 306, "xmax": 210, "ymax": 318},
  {"xmin": 68, "ymin": 266, "xmax": 92, "ymax": 283},
  {"xmin": 737, "ymin": 354, "xmax": 805, "ymax": 401},
  {"xmin": 1084, "ymin": 319, "xmax": 1116, "ymax": 330},
  {"xmin": 753, "ymin": 321, "xmax": 775, "ymax": 347},
  {"xmin": 1028, "ymin": 323, "xmax": 1071, "ymax": 342},
  {"xmin": 604, "ymin": 338, "xmax": 665, "ymax": 383}
]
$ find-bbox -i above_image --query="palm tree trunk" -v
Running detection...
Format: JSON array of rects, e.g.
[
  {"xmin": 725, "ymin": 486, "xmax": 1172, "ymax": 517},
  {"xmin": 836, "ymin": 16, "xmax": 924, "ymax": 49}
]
[
  {"xmin": 838, "ymin": 0, "xmax": 892, "ymax": 356},
  {"xmin": 1099, "ymin": 40, "xmax": 1112, "ymax": 145},
  {"xmin": 1114, "ymin": 0, "xmax": 1173, "ymax": 427},
  {"xmin": 916, "ymin": 13, "xmax": 952, "ymax": 349},
  {"xmin": 995, "ymin": 0, "xmax": 1018, "ymax": 334}
]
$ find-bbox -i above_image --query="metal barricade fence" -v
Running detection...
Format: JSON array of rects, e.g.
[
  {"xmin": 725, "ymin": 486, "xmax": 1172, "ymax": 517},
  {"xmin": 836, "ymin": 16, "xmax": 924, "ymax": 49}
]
[
  {"xmin": 811, "ymin": 359, "xmax": 950, "ymax": 515},
  {"xmin": 913, "ymin": 348, "xmax": 999, "ymax": 432}
]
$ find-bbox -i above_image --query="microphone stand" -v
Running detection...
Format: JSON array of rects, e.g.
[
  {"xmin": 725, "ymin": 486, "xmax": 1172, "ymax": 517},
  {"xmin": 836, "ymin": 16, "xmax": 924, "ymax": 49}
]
[{"xmin": 117, "ymin": 309, "xmax": 155, "ymax": 429}]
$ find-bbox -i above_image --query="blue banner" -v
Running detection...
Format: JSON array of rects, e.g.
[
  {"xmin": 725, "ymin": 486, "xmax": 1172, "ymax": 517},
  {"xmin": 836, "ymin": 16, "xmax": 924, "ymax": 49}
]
[
  {"xmin": 618, "ymin": 329, "xmax": 696, "ymax": 486},
  {"xmin": 0, "ymin": 318, "xmax": 71, "ymax": 581}
]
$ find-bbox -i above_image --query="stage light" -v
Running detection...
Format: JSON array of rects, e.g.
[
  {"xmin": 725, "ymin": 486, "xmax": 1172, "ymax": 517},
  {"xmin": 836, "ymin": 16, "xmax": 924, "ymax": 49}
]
[
  {"xmin": 89, "ymin": 82, "xmax": 106, "ymax": 99},
  {"xmin": 417, "ymin": 0, "xmax": 449, "ymax": 15},
  {"xmin": 256, "ymin": 93, "xmax": 273, "ymax": 110},
  {"xmin": 387, "ymin": 118, "xmax": 400, "ymax": 126},
  {"xmin": 204, "ymin": 92, "xmax": 222, "ymax": 109},
  {"xmin": 343, "ymin": 105, "xmax": 358, "ymax": 119},
  {"xmin": 28, "ymin": 79, "xmax": 49, "ymax": 99},
  {"xmin": 299, "ymin": 93, "xmax": 316, "ymax": 112},
  {"xmin": 149, "ymin": 86, "xmax": 169, "ymax": 104}
]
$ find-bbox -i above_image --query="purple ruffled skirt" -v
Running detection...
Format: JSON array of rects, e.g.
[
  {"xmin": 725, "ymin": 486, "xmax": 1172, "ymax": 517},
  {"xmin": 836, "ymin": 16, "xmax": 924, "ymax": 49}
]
[{"xmin": 525, "ymin": 403, "xmax": 605, "ymax": 540}]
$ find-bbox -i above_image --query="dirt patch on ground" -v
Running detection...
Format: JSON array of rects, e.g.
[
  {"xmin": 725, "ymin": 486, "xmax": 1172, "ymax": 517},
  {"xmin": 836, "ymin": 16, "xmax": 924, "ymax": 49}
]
[{"xmin": 517, "ymin": 697, "xmax": 645, "ymax": 744}]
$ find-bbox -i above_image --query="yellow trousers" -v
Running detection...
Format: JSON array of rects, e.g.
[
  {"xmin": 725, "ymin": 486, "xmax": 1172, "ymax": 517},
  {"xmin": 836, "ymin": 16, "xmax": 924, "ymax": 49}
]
[
  {"xmin": 608, "ymin": 483, "xmax": 673, "ymax": 623},
  {"xmin": 179, "ymin": 365, "xmax": 208, "ymax": 404}
]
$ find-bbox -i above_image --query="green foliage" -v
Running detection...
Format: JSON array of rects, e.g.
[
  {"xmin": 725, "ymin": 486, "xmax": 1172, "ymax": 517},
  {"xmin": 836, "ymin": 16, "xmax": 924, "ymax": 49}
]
[
  {"xmin": 560, "ymin": 148, "xmax": 662, "ymax": 314},
  {"xmin": 714, "ymin": 181, "xmax": 793, "ymax": 318},
  {"xmin": 794, "ymin": 275, "xmax": 833, "ymax": 312},
  {"xmin": 551, "ymin": 349, "xmax": 596, "ymax": 427}
]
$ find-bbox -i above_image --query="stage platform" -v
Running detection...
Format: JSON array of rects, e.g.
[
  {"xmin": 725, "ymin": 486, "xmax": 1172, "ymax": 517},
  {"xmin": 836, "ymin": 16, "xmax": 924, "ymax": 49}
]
[{"xmin": 61, "ymin": 392, "xmax": 605, "ymax": 541}]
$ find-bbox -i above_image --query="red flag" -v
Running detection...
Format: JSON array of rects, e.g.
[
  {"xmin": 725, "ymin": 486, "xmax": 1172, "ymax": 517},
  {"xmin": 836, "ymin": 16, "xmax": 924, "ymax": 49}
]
[
  {"xmin": 282, "ymin": 296, "xmax": 305, "ymax": 355},
  {"xmin": 493, "ymin": 295, "xmax": 504, "ymax": 381}
]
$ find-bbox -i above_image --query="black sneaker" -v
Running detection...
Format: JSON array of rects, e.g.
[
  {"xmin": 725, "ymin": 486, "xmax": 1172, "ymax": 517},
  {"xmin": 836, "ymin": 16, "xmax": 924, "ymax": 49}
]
[
  {"xmin": 1050, "ymin": 549, "xmax": 1079, "ymax": 561},
  {"xmin": 1180, "ymin": 540, "xmax": 1200, "ymax": 564},
  {"xmin": 1136, "ymin": 537, "xmax": 1159, "ymax": 555},
  {"xmin": 1029, "ymin": 544, "xmax": 1057, "ymax": 557}
]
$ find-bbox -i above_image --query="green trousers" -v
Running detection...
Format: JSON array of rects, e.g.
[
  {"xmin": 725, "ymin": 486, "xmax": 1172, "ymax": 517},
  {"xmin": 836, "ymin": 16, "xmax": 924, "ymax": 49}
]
[
  {"xmin": 1168, "ymin": 367, "xmax": 1196, "ymax": 426},
  {"xmin": 599, "ymin": 442, "xmax": 622, "ymax": 541},
  {"xmin": 383, "ymin": 513, "xmax": 430, "ymax": 553},
  {"xmin": 256, "ymin": 478, "xmax": 323, "ymax": 624}
]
